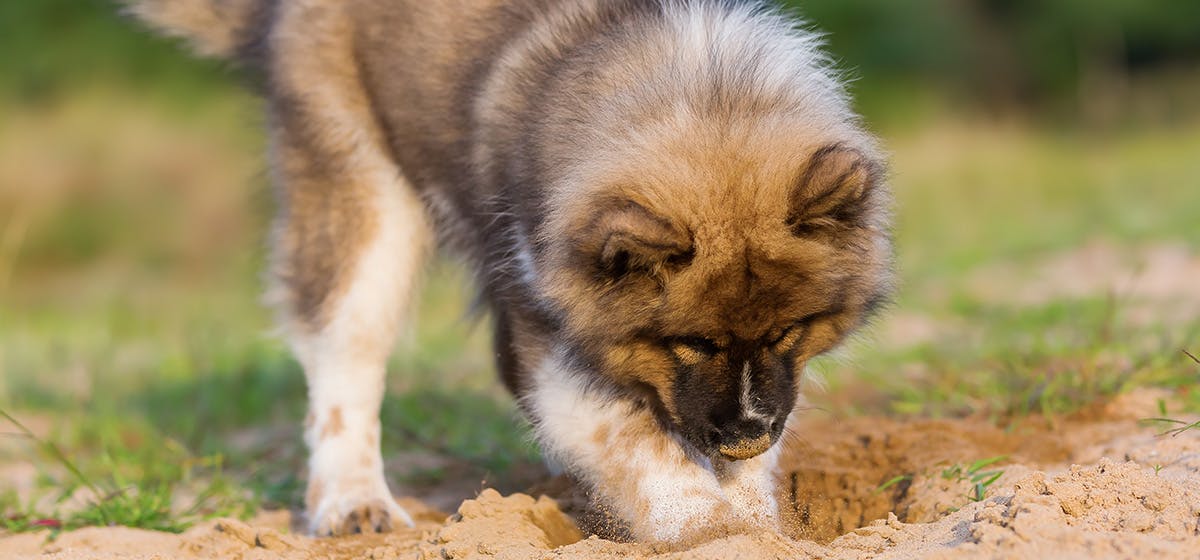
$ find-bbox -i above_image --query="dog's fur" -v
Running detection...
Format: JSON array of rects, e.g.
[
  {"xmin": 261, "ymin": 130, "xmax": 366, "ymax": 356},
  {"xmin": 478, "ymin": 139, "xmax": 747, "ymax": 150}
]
[{"xmin": 129, "ymin": 0, "xmax": 892, "ymax": 543}]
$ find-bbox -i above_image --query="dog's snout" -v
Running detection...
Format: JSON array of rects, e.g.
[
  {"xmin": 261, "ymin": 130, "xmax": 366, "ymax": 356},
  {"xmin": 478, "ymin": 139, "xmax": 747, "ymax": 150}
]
[
  {"xmin": 717, "ymin": 432, "xmax": 772, "ymax": 460},
  {"xmin": 681, "ymin": 350, "xmax": 797, "ymax": 461},
  {"xmin": 712, "ymin": 417, "xmax": 774, "ymax": 460}
]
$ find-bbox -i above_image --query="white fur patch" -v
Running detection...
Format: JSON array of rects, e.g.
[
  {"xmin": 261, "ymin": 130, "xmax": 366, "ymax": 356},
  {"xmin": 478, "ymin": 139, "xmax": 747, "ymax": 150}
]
[{"xmin": 740, "ymin": 361, "xmax": 771, "ymax": 424}]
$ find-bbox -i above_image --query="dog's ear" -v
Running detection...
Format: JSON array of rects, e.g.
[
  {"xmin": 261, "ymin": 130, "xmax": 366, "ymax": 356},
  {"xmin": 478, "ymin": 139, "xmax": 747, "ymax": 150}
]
[
  {"xmin": 786, "ymin": 144, "xmax": 883, "ymax": 236},
  {"xmin": 579, "ymin": 200, "xmax": 693, "ymax": 280}
]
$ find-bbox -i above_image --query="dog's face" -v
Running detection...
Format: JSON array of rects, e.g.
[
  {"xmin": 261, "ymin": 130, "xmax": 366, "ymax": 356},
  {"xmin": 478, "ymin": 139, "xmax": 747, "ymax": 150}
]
[{"xmin": 542, "ymin": 117, "xmax": 891, "ymax": 460}]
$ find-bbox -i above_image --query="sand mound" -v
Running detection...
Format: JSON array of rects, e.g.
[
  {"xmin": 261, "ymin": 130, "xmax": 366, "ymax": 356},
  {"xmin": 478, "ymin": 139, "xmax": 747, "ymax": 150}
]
[{"xmin": 4, "ymin": 391, "xmax": 1198, "ymax": 559}]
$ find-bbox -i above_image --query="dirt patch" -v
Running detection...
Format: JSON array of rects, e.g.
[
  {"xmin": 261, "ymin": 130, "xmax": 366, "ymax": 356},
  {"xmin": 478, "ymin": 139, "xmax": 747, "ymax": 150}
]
[{"xmin": 4, "ymin": 390, "xmax": 1199, "ymax": 559}]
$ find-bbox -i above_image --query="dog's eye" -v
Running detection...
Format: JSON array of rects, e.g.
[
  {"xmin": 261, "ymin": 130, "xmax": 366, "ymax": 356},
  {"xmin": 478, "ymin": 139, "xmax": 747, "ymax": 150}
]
[
  {"xmin": 669, "ymin": 336, "xmax": 719, "ymax": 364},
  {"xmin": 769, "ymin": 323, "xmax": 806, "ymax": 353},
  {"xmin": 770, "ymin": 306, "xmax": 845, "ymax": 353}
]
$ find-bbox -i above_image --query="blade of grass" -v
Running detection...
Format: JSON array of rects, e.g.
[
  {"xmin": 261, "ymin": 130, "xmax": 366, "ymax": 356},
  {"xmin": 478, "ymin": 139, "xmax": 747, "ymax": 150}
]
[
  {"xmin": 0, "ymin": 409, "xmax": 106, "ymax": 502},
  {"xmin": 876, "ymin": 474, "xmax": 912, "ymax": 493},
  {"xmin": 1140, "ymin": 417, "xmax": 1200, "ymax": 437},
  {"xmin": 967, "ymin": 455, "xmax": 1008, "ymax": 474}
]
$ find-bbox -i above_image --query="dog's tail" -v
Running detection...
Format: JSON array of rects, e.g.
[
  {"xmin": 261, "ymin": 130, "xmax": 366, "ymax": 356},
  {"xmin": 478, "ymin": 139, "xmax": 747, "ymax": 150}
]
[{"xmin": 123, "ymin": 0, "xmax": 270, "ymax": 60}]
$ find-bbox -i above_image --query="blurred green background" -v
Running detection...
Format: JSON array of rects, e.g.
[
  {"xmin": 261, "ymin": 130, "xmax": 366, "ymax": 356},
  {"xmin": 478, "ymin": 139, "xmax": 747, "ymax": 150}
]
[{"xmin": 1, "ymin": 0, "xmax": 1198, "ymax": 530}]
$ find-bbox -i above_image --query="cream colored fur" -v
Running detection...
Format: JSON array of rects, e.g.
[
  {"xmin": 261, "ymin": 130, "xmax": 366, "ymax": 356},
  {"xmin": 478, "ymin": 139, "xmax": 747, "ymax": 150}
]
[{"xmin": 527, "ymin": 348, "xmax": 785, "ymax": 543}]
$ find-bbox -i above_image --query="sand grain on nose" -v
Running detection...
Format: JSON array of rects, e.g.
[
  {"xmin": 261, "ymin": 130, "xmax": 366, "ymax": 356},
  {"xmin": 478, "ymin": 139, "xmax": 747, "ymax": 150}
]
[{"xmin": 719, "ymin": 433, "xmax": 772, "ymax": 460}]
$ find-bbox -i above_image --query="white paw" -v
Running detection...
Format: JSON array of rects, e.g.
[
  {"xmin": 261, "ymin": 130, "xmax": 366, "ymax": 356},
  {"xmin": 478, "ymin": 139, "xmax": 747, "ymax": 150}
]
[
  {"xmin": 725, "ymin": 483, "xmax": 780, "ymax": 530},
  {"xmin": 307, "ymin": 484, "xmax": 414, "ymax": 536},
  {"xmin": 302, "ymin": 402, "xmax": 410, "ymax": 536},
  {"xmin": 717, "ymin": 448, "xmax": 783, "ymax": 531},
  {"xmin": 641, "ymin": 489, "xmax": 730, "ymax": 542},
  {"xmin": 628, "ymin": 467, "xmax": 747, "ymax": 544}
]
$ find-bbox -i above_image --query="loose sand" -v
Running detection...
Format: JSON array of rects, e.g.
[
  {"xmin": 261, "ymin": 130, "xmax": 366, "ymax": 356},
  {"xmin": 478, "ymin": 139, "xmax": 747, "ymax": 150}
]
[{"xmin": 4, "ymin": 390, "xmax": 1197, "ymax": 559}]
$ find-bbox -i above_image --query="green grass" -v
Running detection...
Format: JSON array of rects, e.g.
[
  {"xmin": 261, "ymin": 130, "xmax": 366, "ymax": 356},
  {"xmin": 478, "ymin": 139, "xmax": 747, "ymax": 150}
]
[
  {"xmin": 1, "ymin": 408, "xmax": 252, "ymax": 533},
  {"xmin": 876, "ymin": 455, "xmax": 1009, "ymax": 508},
  {"xmin": 1142, "ymin": 417, "xmax": 1200, "ymax": 438},
  {"xmin": 2, "ymin": 0, "xmax": 1199, "ymax": 538},
  {"xmin": 840, "ymin": 299, "xmax": 1200, "ymax": 419},
  {"xmin": 940, "ymin": 456, "xmax": 1008, "ymax": 503},
  {"xmin": 1139, "ymin": 352, "xmax": 1200, "ymax": 437}
]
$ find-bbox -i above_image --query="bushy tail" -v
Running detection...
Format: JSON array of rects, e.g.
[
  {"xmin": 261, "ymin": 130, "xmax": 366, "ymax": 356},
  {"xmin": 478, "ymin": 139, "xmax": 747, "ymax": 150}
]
[{"xmin": 123, "ymin": 0, "xmax": 269, "ymax": 60}]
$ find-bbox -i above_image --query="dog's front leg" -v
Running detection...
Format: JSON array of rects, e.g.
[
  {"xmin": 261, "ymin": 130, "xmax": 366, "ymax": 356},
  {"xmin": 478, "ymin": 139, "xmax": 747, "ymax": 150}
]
[
  {"xmin": 526, "ymin": 353, "xmax": 750, "ymax": 544},
  {"xmin": 714, "ymin": 443, "xmax": 783, "ymax": 531}
]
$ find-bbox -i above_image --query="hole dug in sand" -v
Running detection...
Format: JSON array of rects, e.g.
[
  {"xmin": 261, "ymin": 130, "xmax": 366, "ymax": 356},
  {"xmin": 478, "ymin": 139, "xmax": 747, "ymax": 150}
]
[{"xmin": 780, "ymin": 415, "xmax": 1029, "ymax": 543}]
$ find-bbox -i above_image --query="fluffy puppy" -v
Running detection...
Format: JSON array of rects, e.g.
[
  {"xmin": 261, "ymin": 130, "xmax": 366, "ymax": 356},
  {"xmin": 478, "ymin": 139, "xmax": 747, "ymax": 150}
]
[{"xmin": 129, "ymin": 0, "xmax": 892, "ymax": 543}]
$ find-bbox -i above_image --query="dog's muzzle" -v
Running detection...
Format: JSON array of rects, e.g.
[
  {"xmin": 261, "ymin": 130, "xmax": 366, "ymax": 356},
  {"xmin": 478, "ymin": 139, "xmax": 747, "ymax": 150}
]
[{"xmin": 717, "ymin": 433, "xmax": 772, "ymax": 460}]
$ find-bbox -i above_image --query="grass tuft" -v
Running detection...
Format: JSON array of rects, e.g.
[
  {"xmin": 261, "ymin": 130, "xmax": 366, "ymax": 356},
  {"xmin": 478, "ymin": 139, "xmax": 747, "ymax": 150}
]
[
  {"xmin": 940, "ymin": 455, "xmax": 1008, "ymax": 502},
  {"xmin": 0, "ymin": 408, "xmax": 254, "ymax": 534}
]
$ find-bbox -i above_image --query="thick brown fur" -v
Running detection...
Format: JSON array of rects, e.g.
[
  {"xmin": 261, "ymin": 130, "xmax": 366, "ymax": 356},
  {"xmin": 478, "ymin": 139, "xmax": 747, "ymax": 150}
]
[{"xmin": 128, "ymin": 0, "xmax": 892, "ymax": 541}]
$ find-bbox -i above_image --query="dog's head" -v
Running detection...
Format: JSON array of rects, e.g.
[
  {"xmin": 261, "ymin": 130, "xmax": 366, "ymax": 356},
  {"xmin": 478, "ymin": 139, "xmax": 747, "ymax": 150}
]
[
  {"xmin": 539, "ymin": 121, "xmax": 892, "ymax": 460},
  {"xmin": 526, "ymin": 5, "xmax": 892, "ymax": 459}
]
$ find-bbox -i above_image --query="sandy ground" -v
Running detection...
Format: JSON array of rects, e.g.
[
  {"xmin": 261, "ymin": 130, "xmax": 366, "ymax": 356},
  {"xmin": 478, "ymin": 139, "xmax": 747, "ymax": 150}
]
[{"xmin": 4, "ymin": 390, "xmax": 1198, "ymax": 560}]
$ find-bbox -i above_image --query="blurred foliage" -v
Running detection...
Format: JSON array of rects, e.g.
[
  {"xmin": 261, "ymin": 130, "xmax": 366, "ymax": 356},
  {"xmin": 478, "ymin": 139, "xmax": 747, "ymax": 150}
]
[
  {"xmin": 788, "ymin": 0, "xmax": 1200, "ymax": 124},
  {"xmin": 4, "ymin": 0, "xmax": 1200, "ymax": 123},
  {"xmin": 0, "ymin": 0, "xmax": 231, "ymax": 107}
]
